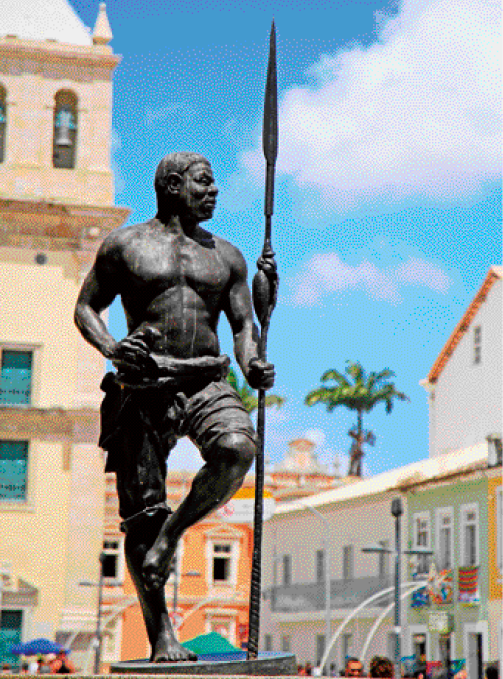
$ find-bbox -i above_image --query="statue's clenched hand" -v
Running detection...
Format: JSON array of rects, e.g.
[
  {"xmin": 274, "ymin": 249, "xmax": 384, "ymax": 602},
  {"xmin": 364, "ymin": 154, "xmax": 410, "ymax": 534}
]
[
  {"xmin": 247, "ymin": 358, "xmax": 275, "ymax": 390},
  {"xmin": 111, "ymin": 327, "xmax": 161, "ymax": 375}
]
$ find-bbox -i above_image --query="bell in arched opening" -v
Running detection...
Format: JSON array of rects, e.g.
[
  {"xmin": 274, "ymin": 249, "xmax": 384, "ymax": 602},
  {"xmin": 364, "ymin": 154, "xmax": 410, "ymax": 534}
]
[
  {"xmin": 0, "ymin": 85, "xmax": 6, "ymax": 164},
  {"xmin": 53, "ymin": 90, "xmax": 78, "ymax": 168},
  {"xmin": 55, "ymin": 107, "xmax": 74, "ymax": 147}
]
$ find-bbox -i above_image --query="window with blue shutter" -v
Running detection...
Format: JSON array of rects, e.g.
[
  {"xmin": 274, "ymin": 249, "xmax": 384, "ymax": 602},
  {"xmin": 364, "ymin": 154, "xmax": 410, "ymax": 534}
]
[
  {"xmin": 0, "ymin": 440, "xmax": 28, "ymax": 502},
  {"xmin": 0, "ymin": 85, "xmax": 6, "ymax": 164},
  {"xmin": 0, "ymin": 350, "xmax": 33, "ymax": 405},
  {"xmin": 0, "ymin": 611, "xmax": 23, "ymax": 665}
]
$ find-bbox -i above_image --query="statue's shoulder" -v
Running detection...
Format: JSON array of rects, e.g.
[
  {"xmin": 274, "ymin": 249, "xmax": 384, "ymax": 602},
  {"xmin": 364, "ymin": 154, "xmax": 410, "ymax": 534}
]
[
  {"xmin": 212, "ymin": 234, "xmax": 247, "ymax": 274},
  {"xmin": 99, "ymin": 221, "xmax": 152, "ymax": 257}
]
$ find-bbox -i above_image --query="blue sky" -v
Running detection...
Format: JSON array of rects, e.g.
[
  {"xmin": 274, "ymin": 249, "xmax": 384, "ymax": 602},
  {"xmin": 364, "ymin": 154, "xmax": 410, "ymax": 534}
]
[{"xmin": 74, "ymin": 0, "xmax": 501, "ymax": 476}]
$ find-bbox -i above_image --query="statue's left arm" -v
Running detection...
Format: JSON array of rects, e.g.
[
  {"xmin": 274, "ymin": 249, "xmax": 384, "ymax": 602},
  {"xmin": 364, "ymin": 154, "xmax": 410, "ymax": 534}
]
[{"xmin": 223, "ymin": 247, "xmax": 275, "ymax": 390}]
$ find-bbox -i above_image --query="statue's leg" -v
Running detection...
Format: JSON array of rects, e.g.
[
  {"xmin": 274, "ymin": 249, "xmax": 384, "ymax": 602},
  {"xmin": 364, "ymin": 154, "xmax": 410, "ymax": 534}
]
[
  {"xmin": 123, "ymin": 516, "xmax": 197, "ymax": 663},
  {"xmin": 115, "ymin": 396, "xmax": 197, "ymax": 663},
  {"xmin": 143, "ymin": 431, "xmax": 255, "ymax": 589}
]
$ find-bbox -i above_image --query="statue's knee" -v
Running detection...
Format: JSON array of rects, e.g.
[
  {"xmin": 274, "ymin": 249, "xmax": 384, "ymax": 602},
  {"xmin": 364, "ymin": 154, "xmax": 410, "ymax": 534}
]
[{"xmin": 216, "ymin": 433, "xmax": 256, "ymax": 471}]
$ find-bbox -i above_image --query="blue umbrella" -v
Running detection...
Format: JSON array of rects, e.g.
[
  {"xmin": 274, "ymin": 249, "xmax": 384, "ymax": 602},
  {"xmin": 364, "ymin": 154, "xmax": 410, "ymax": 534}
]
[{"xmin": 9, "ymin": 638, "xmax": 66, "ymax": 656}]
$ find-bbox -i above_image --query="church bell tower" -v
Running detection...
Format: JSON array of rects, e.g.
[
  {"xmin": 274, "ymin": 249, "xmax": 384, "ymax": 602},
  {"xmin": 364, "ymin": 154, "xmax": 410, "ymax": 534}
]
[{"xmin": 0, "ymin": 1, "xmax": 129, "ymax": 667}]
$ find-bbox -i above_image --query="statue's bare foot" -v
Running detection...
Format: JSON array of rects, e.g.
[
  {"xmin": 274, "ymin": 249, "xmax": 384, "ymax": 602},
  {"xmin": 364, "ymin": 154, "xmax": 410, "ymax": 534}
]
[
  {"xmin": 151, "ymin": 633, "xmax": 197, "ymax": 663},
  {"xmin": 143, "ymin": 535, "xmax": 177, "ymax": 590}
]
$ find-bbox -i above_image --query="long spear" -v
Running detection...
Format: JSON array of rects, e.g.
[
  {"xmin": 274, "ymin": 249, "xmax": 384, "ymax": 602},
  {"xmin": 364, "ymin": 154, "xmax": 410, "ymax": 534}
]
[{"xmin": 247, "ymin": 21, "xmax": 279, "ymax": 661}]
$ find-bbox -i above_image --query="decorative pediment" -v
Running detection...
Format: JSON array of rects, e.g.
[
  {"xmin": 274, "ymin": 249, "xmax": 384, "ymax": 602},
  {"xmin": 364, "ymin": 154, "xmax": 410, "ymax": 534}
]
[
  {"xmin": 204, "ymin": 523, "xmax": 243, "ymax": 541},
  {"xmin": 1, "ymin": 576, "xmax": 39, "ymax": 607}
]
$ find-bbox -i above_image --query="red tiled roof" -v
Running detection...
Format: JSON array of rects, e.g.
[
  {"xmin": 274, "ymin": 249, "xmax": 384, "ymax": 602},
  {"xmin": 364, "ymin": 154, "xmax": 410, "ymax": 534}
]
[{"xmin": 427, "ymin": 266, "xmax": 502, "ymax": 384}]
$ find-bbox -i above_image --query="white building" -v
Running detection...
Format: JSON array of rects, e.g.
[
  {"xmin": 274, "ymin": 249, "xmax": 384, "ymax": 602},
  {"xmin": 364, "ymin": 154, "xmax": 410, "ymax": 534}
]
[
  {"xmin": 260, "ymin": 447, "xmax": 489, "ymax": 673},
  {"xmin": 421, "ymin": 266, "xmax": 502, "ymax": 458}
]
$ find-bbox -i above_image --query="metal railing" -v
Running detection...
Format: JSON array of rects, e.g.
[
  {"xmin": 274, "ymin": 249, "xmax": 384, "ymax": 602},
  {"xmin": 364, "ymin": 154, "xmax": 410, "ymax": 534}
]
[{"xmin": 266, "ymin": 575, "xmax": 393, "ymax": 612}]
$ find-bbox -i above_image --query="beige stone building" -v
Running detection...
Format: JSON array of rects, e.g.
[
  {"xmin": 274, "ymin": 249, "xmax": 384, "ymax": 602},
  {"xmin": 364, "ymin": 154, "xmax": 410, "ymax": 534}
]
[{"xmin": 0, "ymin": 0, "xmax": 129, "ymax": 669}]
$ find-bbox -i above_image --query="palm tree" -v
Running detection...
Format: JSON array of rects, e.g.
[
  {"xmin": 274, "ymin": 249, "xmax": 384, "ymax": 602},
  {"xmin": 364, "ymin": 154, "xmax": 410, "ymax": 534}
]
[
  {"xmin": 305, "ymin": 361, "xmax": 409, "ymax": 477},
  {"xmin": 227, "ymin": 367, "xmax": 285, "ymax": 414}
]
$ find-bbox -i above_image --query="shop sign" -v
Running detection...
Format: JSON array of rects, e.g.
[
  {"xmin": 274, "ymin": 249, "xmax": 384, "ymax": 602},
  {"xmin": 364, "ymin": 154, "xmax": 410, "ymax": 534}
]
[{"xmin": 216, "ymin": 486, "xmax": 276, "ymax": 523}]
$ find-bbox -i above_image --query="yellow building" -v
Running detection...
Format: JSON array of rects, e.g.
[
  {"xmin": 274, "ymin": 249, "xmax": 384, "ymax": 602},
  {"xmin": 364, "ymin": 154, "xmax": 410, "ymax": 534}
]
[
  {"xmin": 487, "ymin": 440, "xmax": 502, "ymax": 668},
  {"xmin": 0, "ymin": 0, "xmax": 128, "ymax": 669}
]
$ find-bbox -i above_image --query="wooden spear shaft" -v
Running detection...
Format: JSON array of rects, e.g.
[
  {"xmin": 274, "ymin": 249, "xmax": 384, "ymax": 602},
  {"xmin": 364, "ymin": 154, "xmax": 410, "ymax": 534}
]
[{"xmin": 247, "ymin": 21, "xmax": 278, "ymax": 661}]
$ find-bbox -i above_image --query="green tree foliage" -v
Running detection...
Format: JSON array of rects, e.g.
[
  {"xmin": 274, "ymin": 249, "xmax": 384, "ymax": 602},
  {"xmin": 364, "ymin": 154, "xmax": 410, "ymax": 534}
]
[
  {"xmin": 227, "ymin": 367, "xmax": 285, "ymax": 414},
  {"xmin": 305, "ymin": 361, "xmax": 409, "ymax": 476}
]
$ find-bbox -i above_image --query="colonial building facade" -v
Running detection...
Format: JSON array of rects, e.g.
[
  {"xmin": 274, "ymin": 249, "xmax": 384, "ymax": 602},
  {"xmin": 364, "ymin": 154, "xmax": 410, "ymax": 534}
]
[{"xmin": 0, "ymin": 1, "xmax": 129, "ymax": 670}]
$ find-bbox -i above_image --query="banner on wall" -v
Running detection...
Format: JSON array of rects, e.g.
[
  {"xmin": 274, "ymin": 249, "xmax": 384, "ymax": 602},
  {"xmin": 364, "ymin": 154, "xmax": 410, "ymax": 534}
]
[
  {"xmin": 458, "ymin": 565, "xmax": 480, "ymax": 605},
  {"xmin": 429, "ymin": 568, "xmax": 453, "ymax": 604}
]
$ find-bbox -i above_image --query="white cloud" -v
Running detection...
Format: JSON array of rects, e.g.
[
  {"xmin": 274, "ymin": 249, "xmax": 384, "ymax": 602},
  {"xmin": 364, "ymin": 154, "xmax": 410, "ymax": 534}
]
[
  {"xmin": 242, "ymin": 0, "xmax": 501, "ymax": 211},
  {"xmin": 304, "ymin": 428, "xmax": 326, "ymax": 447},
  {"xmin": 394, "ymin": 256, "xmax": 451, "ymax": 292},
  {"xmin": 291, "ymin": 252, "xmax": 451, "ymax": 305}
]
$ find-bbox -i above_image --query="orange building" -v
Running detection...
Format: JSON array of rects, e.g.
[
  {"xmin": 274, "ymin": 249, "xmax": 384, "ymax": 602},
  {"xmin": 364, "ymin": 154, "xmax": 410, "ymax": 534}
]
[{"xmin": 97, "ymin": 437, "xmax": 342, "ymax": 663}]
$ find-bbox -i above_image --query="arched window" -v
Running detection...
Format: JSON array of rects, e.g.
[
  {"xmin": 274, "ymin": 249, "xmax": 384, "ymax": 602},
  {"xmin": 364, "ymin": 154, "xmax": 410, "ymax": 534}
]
[
  {"xmin": 0, "ymin": 85, "xmax": 6, "ymax": 164},
  {"xmin": 53, "ymin": 90, "xmax": 78, "ymax": 169}
]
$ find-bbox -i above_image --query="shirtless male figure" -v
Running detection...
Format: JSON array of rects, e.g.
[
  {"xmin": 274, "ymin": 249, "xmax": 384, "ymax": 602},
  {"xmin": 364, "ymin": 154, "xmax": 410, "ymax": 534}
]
[{"xmin": 74, "ymin": 152, "xmax": 274, "ymax": 662}]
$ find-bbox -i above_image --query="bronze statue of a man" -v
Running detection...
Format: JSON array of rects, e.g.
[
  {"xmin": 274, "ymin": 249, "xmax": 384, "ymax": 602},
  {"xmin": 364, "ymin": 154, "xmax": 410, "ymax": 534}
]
[{"xmin": 74, "ymin": 152, "xmax": 274, "ymax": 662}]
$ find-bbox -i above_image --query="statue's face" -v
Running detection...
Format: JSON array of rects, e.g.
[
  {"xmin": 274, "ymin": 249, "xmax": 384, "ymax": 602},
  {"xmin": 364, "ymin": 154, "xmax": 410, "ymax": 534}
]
[{"xmin": 179, "ymin": 161, "xmax": 218, "ymax": 222}]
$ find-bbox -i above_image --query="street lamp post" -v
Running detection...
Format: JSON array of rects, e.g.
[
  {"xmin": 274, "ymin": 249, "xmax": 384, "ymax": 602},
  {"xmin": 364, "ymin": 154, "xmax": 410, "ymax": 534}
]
[
  {"xmin": 362, "ymin": 498, "xmax": 433, "ymax": 679},
  {"xmin": 298, "ymin": 501, "xmax": 331, "ymax": 676},
  {"xmin": 94, "ymin": 552, "xmax": 105, "ymax": 675},
  {"xmin": 391, "ymin": 498, "xmax": 402, "ymax": 679},
  {"xmin": 79, "ymin": 552, "xmax": 107, "ymax": 675}
]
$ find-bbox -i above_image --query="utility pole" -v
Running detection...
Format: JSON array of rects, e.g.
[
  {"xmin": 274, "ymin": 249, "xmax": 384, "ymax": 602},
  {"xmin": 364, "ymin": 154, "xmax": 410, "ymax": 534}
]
[
  {"xmin": 363, "ymin": 499, "xmax": 433, "ymax": 679},
  {"xmin": 391, "ymin": 499, "xmax": 402, "ymax": 679},
  {"xmin": 94, "ymin": 552, "xmax": 105, "ymax": 675}
]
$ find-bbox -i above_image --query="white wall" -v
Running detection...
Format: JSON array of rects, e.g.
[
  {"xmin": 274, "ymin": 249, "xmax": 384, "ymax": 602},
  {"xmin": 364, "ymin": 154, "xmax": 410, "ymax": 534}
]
[
  {"xmin": 430, "ymin": 279, "xmax": 502, "ymax": 457},
  {"xmin": 261, "ymin": 492, "xmax": 408, "ymax": 668}
]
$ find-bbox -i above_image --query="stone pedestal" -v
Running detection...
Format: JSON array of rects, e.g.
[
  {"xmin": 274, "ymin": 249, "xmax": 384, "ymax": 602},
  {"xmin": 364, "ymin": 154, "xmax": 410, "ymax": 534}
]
[{"xmin": 110, "ymin": 652, "xmax": 297, "ymax": 676}]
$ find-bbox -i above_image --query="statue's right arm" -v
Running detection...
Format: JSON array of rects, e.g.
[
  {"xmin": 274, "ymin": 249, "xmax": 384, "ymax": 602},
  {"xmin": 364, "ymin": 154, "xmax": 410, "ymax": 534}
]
[{"xmin": 74, "ymin": 237, "xmax": 120, "ymax": 359}]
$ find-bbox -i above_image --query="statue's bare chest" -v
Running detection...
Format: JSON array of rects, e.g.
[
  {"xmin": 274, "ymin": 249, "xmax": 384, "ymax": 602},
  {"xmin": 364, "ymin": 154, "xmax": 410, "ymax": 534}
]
[{"xmin": 121, "ymin": 235, "xmax": 230, "ymax": 300}]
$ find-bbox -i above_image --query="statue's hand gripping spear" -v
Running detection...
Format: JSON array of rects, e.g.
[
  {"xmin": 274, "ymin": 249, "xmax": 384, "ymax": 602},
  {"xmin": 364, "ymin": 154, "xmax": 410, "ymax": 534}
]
[{"xmin": 247, "ymin": 21, "xmax": 278, "ymax": 661}]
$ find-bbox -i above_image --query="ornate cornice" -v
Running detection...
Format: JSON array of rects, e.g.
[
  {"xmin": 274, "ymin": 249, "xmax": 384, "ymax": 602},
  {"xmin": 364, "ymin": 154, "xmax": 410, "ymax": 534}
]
[
  {"xmin": 2, "ymin": 578, "xmax": 39, "ymax": 607},
  {"xmin": 0, "ymin": 406, "xmax": 100, "ymax": 444},
  {"xmin": 0, "ymin": 198, "xmax": 130, "ymax": 251},
  {"xmin": 0, "ymin": 38, "xmax": 120, "ymax": 73}
]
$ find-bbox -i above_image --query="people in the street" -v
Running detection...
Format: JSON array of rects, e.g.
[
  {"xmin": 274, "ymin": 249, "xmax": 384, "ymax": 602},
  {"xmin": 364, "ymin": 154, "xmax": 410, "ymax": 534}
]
[
  {"xmin": 486, "ymin": 666, "xmax": 499, "ymax": 679},
  {"xmin": 453, "ymin": 670, "xmax": 467, "ymax": 679},
  {"xmin": 50, "ymin": 650, "xmax": 75, "ymax": 674},
  {"xmin": 27, "ymin": 659, "xmax": 38, "ymax": 674},
  {"xmin": 36, "ymin": 657, "xmax": 51, "ymax": 674},
  {"xmin": 369, "ymin": 656, "xmax": 394, "ymax": 677},
  {"xmin": 345, "ymin": 657, "xmax": 364, "ymax": 677}
]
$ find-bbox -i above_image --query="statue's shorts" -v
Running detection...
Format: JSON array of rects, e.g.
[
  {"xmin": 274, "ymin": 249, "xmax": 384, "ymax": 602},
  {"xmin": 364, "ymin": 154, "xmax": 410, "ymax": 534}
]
[{"xmin": 98, "ymin": 356, "xmax": 257, "ymax": 526}]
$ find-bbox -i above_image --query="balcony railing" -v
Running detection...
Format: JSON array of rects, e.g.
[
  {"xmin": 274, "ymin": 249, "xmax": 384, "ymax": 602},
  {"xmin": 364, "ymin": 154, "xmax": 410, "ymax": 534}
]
[{"xmin": 266, "ymin": 575, "xmax": 393, "ymax": 613}]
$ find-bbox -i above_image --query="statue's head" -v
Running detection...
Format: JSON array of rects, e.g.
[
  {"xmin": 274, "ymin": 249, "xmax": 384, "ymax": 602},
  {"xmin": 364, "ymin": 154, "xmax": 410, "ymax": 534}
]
[{"xmin": 154, "ymin": 152, "xmax": 218, "ymax": 223}]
